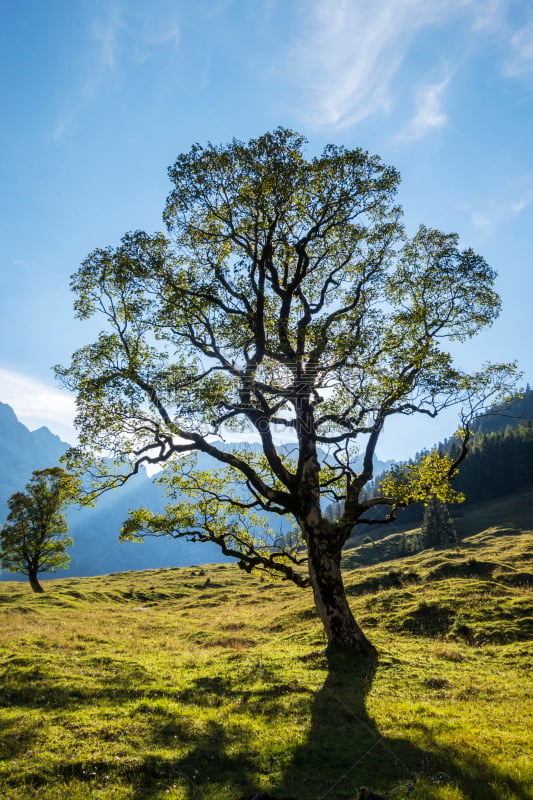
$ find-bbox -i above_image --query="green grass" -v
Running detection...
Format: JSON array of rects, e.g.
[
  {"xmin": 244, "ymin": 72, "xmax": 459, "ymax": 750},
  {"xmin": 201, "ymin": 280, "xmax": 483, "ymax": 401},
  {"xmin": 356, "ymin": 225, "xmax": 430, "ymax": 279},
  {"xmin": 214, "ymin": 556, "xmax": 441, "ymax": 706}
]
[{"xmin": 0, "ymin": 492, "xmax": 532, "ymax": 799}]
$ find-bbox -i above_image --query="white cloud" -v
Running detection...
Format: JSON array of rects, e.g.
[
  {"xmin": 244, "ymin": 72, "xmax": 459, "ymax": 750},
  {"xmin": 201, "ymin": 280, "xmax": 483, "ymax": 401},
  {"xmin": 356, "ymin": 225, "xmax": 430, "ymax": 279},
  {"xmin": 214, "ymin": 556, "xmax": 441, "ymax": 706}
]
[
  {"xmin": 471, "ymin": 176, "xmax": 533, "ymax": 229},
  {"xmin": 469, "ymin": 0, "xmax": 507, "ymax": 33},
  {"xmin": 53, "ymin": 5, "xmax": 122, "ymax": 141},
  {"xmin": 288, "ymin": 0, "xmax": 469, "ymax": 129},
  {"xmin": 92, "ymin": 7, "xmax": 120, "ymax": 72},
  {"xmin": 468, "ymin": 2, "xmax": 533, "ymax": 79},
  {"xmin": 471, "ymin": 211, "xmax": 490, "ymax": 228},
  {"xmin": 53, "ymin": 1, "xmax": 180, "ymax": 141},
  {"xmin": 504, "ymin": 19, "xmax": 533, "ymax": 77},
  {"xmin": 120, "ymin": 4, "xmax": 180, "ymax": 64},
  {"xmin": 0, "ymin": 367, "xmax": 76, "ymax": 443},
  {"xmin": 397, "ymin": 77, "xmax": 449, "ymax": 141},
  {"xmin": 286, "ymin": 0, "xmax": 533, "ymax": 131}
]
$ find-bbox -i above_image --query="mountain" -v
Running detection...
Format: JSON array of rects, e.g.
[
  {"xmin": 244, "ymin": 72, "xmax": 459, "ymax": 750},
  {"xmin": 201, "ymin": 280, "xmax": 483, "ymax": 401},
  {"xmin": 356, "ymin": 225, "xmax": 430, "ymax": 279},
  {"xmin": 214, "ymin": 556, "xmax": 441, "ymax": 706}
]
[
  {"xmin": 0, "ymin": 403, "xmax": 394, "ymax": 581},
  {"xmin": 0, "ymin": 403, "xmax": 229, "ymax": 580},
  {"xmin": 0, "ymin": 402, "xmax": 67, "ymax": 508}
]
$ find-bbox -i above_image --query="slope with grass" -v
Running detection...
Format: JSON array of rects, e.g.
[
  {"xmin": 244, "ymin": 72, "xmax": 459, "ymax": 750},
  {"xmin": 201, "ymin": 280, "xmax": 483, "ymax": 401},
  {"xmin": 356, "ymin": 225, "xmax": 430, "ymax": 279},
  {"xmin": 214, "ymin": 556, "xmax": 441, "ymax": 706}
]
[{"xmin": 0, "ymin": 494, "xmax": 531, "ymax": 800}]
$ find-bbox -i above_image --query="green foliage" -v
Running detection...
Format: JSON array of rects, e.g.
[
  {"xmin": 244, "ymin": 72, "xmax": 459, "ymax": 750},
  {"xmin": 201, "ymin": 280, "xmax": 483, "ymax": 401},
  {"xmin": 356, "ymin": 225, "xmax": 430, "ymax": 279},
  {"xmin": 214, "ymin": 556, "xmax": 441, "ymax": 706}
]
[
  {"xmin": 0, "ymin": 468, "xmax": 78, "ymax": 590},
  {"xmin": 380, "ymin": 449, "xmax": 465, "ymax": 509},
  {"xmin": 58, "ymin": 129, "xmax": 514, "ymax": 533},
  {"xmin": 120, "ymin": 450, "xmax": 308, "ymax": 585}
]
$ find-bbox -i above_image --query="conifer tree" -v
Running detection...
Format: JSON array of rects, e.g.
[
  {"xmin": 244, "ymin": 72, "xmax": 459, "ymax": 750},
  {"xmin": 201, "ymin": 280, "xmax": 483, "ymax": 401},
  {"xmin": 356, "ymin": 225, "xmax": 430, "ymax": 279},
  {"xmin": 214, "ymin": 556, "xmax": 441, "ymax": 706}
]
[{"xmin": 421, "ymin": 494, "xmax": 458, "ymax": 549}]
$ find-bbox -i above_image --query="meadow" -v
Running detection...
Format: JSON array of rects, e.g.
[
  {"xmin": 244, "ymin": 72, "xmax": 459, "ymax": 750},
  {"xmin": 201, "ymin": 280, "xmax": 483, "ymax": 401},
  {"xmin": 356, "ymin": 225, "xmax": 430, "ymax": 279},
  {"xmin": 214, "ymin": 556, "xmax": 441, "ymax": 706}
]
[{"xmin": 0, "ymin": 490, "xmax": 532, "ymax": 800}]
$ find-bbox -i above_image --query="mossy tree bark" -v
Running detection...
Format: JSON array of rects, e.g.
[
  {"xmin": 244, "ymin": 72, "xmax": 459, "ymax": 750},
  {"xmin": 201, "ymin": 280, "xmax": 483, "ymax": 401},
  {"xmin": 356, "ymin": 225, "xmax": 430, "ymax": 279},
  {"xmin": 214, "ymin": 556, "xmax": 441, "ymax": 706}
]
[{"xmin": 307, "ymin": 532, "xmax": 375, "ymax": 653}]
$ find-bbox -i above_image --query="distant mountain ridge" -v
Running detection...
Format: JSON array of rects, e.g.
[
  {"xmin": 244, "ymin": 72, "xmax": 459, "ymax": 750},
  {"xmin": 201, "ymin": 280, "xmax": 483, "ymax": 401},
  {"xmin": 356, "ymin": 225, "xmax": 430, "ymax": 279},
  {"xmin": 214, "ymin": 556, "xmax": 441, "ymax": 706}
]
[
  {"xmin": 3, "ymin": 390, "xmax": 531, "ymax": 581},
  {"xmin": 0, "ymin": 402, "xmax": 404, "ymax": 581},
  {"xmin": 0, "ymin": 402, "xmax": 228, "ymax": 579},
  {"xmin": 0, "ymin": 402, "xmax": 67, "ymax": 508}
]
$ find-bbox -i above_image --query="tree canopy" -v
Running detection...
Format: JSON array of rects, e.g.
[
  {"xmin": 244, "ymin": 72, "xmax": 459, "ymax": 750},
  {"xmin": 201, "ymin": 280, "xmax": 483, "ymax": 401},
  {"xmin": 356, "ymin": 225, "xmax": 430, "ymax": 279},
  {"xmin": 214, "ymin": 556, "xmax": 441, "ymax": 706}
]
[
  {"xmin": 58, "ymin": 129, "xmax": 516, "ymax": 653},
  {"xmin": 0, "ymin": 467, "xmax": 77, "ymax": 592}
]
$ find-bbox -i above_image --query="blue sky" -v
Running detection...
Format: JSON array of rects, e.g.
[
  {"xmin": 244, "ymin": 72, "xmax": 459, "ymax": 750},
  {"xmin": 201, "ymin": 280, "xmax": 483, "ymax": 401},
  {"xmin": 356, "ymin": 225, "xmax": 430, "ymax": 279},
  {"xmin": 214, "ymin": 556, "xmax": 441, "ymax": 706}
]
[{"xmin": 1, "ymin": 0, "xmax": 532, "ymax": 457}]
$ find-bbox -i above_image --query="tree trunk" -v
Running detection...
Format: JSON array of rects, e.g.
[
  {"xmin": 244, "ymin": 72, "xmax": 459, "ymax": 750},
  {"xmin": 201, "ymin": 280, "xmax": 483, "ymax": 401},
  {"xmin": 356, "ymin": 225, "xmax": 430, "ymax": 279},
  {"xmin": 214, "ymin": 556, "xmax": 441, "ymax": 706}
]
[
  {"xmin": 28, "ymin": 571, "xmax": 44, "ymax": 593},
  {"xmin": 295, "ymin": 423, "xmax": 374, "ymax": 656},
  {"xmin": 307, "ymin": 533, "xmax": 375, "ymax": 655}
]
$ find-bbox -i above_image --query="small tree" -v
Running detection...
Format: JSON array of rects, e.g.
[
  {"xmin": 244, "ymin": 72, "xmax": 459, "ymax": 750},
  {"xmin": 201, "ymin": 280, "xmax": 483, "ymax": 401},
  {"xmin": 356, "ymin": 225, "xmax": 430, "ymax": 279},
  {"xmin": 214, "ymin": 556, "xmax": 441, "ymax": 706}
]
[
  {"xmin": 57, "ymin": 129, "xmax": 516, "ymax": 655},
  {"xmin": 421, "ymin": 494, "xmax": 458, "ymax": 549},
  {"xmin": 0, "ymin": 468, "xmax": 77, "ymax": 592}
]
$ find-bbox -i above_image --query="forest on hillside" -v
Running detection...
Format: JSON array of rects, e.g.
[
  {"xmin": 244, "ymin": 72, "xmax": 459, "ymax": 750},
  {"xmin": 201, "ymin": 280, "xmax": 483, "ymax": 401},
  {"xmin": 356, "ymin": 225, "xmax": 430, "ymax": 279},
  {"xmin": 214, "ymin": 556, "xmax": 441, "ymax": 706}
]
[
  {"xmin": 430, "ymin": 387, "xmax": 533, "ymax": 505},
  {"xmin": 452, "ymin": 422, "xmax": 533, "ymax": 503},
  {"xmin": 351, "ymin": 388, "xmax": 533, "ymax": 534}
]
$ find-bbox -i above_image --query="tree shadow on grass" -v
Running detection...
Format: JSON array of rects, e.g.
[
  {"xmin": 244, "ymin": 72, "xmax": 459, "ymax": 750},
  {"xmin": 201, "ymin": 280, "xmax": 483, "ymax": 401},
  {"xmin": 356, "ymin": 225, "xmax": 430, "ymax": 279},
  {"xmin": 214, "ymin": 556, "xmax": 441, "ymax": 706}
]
[
  {"xmin": 0, "ymin": 713, "xmax": 42, "ymax": 760},
  {"xmin": 0, "ymin": 653, "xmax": 155, "ymax": 710},
  {"xmin": 277, "ymin": 649, "xmax": 417, "ymax": 800},
  {"xmin": 2, "ymin": 650, "xmax": 529, "ymax": 800},
  {"xmin": 275, "ymin": 648, "xmax": 529, "ymax": 800},
  {"xmin": 0, "ymin": 715, "xmax": 261, "ymax": 799},
  {"xmin": 0, "ymin": 667, "xmax": 286, "ymax": 800},
  {"xmin": 130, "ymin": 718, "xmax": 260, "ymax": 800},
  {"xmin": 125, "ymin": 675, "xmax": 315, "ymax": 800}
]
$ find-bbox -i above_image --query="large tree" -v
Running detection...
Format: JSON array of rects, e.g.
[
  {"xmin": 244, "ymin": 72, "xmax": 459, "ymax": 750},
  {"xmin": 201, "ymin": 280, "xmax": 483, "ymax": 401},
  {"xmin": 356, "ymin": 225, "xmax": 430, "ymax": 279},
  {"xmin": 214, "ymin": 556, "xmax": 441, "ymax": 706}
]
[
  {"xmin": 58, "ymin": 129, "xmax": 515, "ymax": 654},
  {"xmin": 0, "ymin": 468, "xmax": 76, "ymax": 592}
]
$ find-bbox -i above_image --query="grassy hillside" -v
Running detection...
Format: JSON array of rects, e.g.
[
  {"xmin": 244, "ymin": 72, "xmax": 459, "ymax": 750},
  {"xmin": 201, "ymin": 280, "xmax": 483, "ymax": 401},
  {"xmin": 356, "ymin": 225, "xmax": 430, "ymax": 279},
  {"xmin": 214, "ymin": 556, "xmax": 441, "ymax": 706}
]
[
  {"xmin": 0, "ymin": 493, "xmax": 532, "ymax": 800},
  {"xmin": 347, "ymin": 487, "xmax": 533, "ymax": 567}
]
